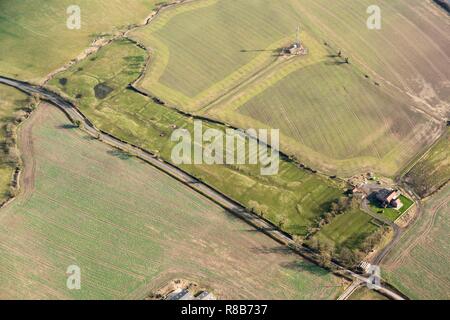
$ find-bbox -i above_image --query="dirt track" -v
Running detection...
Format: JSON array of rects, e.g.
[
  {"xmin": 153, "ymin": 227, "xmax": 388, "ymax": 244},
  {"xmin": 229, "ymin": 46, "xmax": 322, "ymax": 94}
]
[
  {"xmin": 15, "ymin": 104, "xmax": 50, "ymax": 201},
  {"xmin": 360, "ymin": 198, "xmax": 404, "ymax": 265}
]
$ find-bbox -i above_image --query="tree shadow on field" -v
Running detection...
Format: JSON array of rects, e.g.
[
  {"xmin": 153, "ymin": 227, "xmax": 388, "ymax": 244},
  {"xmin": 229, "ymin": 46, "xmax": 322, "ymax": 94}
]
[
  {"xmin": 250, "ymin": 245, "xmax": 292, "ymax": 256},
  {"xmin": 58, "ymin": 124, "xmax": 78, "ymax": 129},
  {"xmin": 240, "ymin": 48, "xmax": 284, "ymax": 57},
  {"xmin": 107, "ymin": 149, "xmax": 132, "ymax": 160},
  {"xmin": 220, "ymin": 208, "xmax": 242, "ymax": 221},
  {"xmin": 318, "ymin": 199, "xmax": 336, "ymax": 213},
  {"xmin": 280, "ymin": 260, "xmax": 330, "ymax": 277},
  {"xmin": 251, "ymin": 244, "xmax": 333, "ymax": 277},
  {"xmin": 323, "ymin": 54, "xmax": 348, "ymax": 66},
  {"xmin": 324, "ymin": 60, "xmax": 347, "ymax": 66},
  {"xmin": 240, "ymin": 49, "xmax": 272, "ymax": 53},
  {"xmin": 82, "ymin": 135, "xmax": 97, "ymax": 141},
  {"xmin": 367, "ymin": 192, "xmax": 382, "ymax": 206},
  {"xmin": 243, "ymin": 225, "xmax": 281, "ymax": 232}
]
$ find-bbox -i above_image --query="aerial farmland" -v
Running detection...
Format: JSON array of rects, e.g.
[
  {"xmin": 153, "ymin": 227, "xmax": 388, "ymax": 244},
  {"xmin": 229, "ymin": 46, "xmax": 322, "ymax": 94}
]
[
  {"xmin": 0, "ymin": 0, "xmax": 448, "ymax": 304},
  {"xmin": 130, "ymin": 0, "xmax": 448, "ymax": 176},
  {"xmin": 0, "ymin": 105, "xmax": 343, "ymax": 299}
]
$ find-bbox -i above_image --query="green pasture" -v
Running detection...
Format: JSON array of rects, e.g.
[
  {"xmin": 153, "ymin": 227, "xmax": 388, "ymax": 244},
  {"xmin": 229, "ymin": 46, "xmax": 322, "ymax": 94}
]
[
  {"xmin": 0, "ymin": 0, "xmax": 160, "ymax": 82},
  {"xmin": 130, "ymin": 0, "xmax": 306, "ymax": 110},
  {"xmin": 313, "ymin": 209, "xmax": 380, "ymax": 252}
]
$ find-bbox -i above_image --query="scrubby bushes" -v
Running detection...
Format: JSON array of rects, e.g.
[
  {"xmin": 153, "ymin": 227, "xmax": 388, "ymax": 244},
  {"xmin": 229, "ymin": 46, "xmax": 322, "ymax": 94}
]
[
  {"xmin": 248, "ymin": 200, "xmax": 269, "ymax": 218},
  {"xmin": 0, "ymin": 98, "xmax": 36, "ymax": 203},
  {"xmin": 304, "ymin": 194, "xmax": 388, "ymax": 269}
]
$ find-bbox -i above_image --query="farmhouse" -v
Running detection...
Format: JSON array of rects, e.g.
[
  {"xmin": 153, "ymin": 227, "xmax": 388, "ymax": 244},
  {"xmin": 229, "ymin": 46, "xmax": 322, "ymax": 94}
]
[
  {"xmin": 282, "ymin": 26, "xmax": 308, "ymax": 56},
  {"xmin": 376, "ymin": 189, "xmax": 403, "ymax": 209}
]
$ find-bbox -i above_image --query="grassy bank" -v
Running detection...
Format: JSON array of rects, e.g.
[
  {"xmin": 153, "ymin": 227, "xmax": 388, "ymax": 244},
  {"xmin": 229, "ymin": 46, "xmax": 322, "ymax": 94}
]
[{"xmin": 0, "ymin": 84, "xmax": 30, "ymax": 203}]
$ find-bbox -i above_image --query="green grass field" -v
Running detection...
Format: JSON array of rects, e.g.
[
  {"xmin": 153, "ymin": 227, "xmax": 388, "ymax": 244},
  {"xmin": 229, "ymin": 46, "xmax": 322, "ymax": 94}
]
[
  {"xmin": 383, "ymin": 185, "xmax": 450, "ymax": 299},
  {"xmin": 0, "ymin": 104, "xmax": 344, "ymax": 299},
  {"xmin": 130, "ymin": 0, "xmax": 447, "ymax": 177},
  {"xmin": 313, "ymin": 209, "xmax": 379, "ymax": 252},
  {"xmin": 47, "ymin": 38, "xmax": 355, "ymax": 242},
  {"xmin": 0, "ymin": 0, "xmax": 160, "ymax": 82},
  {"xmin": 403, "ymin": 128, "xmax": 450, "ymax": 198},
  {"xmin": 0, "ymin": 85, "xmax": 30, "ymax": 203},
  {"xmin": 370, "ymin": 195, "xmax": 414, "ymax": 222}
]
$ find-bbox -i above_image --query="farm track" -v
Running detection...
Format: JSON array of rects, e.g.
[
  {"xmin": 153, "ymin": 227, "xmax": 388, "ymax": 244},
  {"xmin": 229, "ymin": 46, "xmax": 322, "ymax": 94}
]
[
  {"xmin": 337, "ymin": 279, "xmax": 363, "ymax": 300},
  {"xmin": 0, "ymin": 75, "xmax": 406, "ymax": 300},
  {"xmin": 361, "ymin": 199, "xmax": 404, "ymax": 265},
  {"xmin": 197, "ymin": 53, "xmax": 292, "ymax": 114},
  {"xmin": 15, "ymin": 104, "xmax": 42, "ymax": 202}
]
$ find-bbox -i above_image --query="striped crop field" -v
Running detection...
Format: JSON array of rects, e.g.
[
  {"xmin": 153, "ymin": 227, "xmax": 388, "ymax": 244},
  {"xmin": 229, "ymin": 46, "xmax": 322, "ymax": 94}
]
[
  {"xmin": 0, "ymin": 104, "xmax": 344, "ymax": 299},
  {"xmin": 222, "ymin": 61, "xmax": 436, "ymax": 177},
  {"xmin": 403, "ymin": 127, "xmax": 450, "ymax": 198},
  {"xmin": 129, "ymin": 0, "xmax": 307, "ymax": 110},
  {"xmin": 130, "ymin": 0, "xmax": 448, "ymax": 177},
  {"xmin": 383, "ymin": 185, "xmax": 450, "ymax": 299}
]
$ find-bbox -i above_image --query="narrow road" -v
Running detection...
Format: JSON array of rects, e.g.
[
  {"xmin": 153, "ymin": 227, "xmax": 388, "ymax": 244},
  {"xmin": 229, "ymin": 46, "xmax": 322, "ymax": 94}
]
[
  {"xmin": 337, "ymin": 280, "xmax": 363, "ymax": 300},
  {"xmin": 360, "ymin": 199, "xmax": 403, "ymax": 265},
  {"xmin": 0, "ymin": 75, "xmax": 405, "ymax": 300}
]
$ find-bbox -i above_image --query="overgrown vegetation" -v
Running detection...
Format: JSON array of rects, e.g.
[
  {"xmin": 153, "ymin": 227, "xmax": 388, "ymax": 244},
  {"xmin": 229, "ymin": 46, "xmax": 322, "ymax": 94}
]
[
  {"xmin": 0, "ymin": 85, "xmax": 32, "ymax": 203},
  {"xmin": 305, "ymin": 195, "xmax": 386, "ymax": 268}
]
